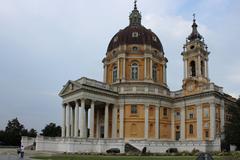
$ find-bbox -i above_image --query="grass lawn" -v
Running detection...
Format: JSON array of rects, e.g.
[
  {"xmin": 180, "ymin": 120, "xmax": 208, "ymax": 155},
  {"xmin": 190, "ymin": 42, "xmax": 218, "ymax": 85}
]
[{"xmin": 32, "ymin": 155, "xmax": 232, "ymax": 160}]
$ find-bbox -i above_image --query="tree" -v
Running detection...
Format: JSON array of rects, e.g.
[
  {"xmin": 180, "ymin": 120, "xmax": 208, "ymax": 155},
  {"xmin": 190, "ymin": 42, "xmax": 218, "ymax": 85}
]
[
  {"xmin": 41, "ymin": 123, "xmax": 61, "ymax": 137},
  {"xmin": 4, "ymin": 118, "xmax": 25, "ymax": 146},
  {"xmin": 224, "ymin": 99, "xmax": 240, "ymax": 150},
  {"xmin": 27, "ymin": 128, "xmax": 37, "ymax": 137}
]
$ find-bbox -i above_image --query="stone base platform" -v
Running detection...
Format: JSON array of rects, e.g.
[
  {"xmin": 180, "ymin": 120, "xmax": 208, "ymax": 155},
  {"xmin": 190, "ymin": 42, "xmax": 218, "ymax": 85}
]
[{"xmin": 22, "ymin": 136, "xmax": 221, "ymax": 153}]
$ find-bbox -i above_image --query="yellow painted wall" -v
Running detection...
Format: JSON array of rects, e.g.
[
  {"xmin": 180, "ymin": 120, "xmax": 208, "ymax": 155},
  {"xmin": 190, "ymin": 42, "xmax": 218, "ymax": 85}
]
[
  {"xmin": 124, "ymin": 104, "xmax": 145, "ymax": 138},
  {"xmin": 185, "ymin": 105, "xmax": 197, "ymax": 139},
  {"xmin": 160, "ymin": 107, "xmax": 172, "ymax": 139}
]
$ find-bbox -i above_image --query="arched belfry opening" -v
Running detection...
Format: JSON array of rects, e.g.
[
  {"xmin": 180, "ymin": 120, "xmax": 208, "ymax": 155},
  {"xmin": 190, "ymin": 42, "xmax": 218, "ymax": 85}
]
[{"xmin": 190, "ymin": 61, "xmax": 196, "ymax": 77}]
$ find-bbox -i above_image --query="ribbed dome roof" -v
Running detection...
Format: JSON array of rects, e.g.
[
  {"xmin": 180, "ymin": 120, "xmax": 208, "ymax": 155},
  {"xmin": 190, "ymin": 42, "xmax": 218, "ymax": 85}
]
[
  {"xmin": 107, "ymin": 25, "xmax": 164, "ymax": 52},
  {"xmin": 107, "ymin": 1, "xmax": 164, "ymax": 53}
]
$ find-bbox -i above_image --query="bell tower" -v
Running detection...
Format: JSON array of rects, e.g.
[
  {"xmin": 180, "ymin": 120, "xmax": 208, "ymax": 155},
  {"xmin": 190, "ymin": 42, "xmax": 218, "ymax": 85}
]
[{"xmin": 182, "ymin": 15, "xmax": 210, "ymax": 95}]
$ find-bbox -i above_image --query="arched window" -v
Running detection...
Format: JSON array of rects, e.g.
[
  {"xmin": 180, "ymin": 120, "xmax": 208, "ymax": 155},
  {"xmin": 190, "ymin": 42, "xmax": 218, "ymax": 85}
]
[
  {"xmin": 113, "ymin": 65, "xmax": 117, "ymax": 82},
  {"xmin": 201, "ymin": 61, "xmax": 205, "ymax": 76},
  {"xmin": 189, "ymin": 124, "xmax": 193, "ymax": 134},
  {"xmin": 152, "ymin": 64, "xmax": 157, "ymax": 81},
  {"xmin": 190, "ymin": 61, "xmax": 196, "ymax": 77},
  {"xmin": 131, "ymin": 63, "xmax": 138, "ymax": 80}
]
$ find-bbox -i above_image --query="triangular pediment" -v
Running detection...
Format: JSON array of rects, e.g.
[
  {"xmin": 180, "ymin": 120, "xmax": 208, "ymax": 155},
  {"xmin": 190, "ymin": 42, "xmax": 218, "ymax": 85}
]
[{"xmin": 59, "ymin": 80, "xmax": 81, "ymax": 96}]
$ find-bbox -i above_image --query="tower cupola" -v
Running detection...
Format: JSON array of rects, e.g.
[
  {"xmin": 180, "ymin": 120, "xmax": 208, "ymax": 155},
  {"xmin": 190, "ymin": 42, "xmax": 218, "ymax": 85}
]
[
  {"xmin": 181, "ymin": 15, "xmax": 210, "ymax": 95},
  {"xmin": 129, "ymin": 0, "xmax": 142, "ymax": 26}
]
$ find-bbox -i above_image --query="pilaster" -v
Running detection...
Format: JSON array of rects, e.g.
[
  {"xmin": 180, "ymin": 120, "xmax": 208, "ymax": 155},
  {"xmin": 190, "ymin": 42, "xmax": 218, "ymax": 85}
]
[
  {"xmin": 197, "ymin": 104, "xmax": 203, "ymax": 140},
  {"xmin": 155, "ymin": 106, "xmax": 159, "ymax": 139},
  {"xmin": 144, "ymin": 104, "xmax": 149, "ymax": 139}
]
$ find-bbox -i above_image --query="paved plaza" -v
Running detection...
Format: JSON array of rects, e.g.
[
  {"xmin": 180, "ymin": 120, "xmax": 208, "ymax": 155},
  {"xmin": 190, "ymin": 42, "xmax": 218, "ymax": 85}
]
[{"xmin": 0, "ymin": 148, "xmax": 57, "ymax": 160}]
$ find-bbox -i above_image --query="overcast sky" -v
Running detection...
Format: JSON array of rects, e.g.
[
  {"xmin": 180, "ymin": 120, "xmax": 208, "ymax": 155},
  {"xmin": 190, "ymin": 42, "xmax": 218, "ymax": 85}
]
[{"xmin": 0, "ymin": 0, "xmax": 239, "ymax": 132}]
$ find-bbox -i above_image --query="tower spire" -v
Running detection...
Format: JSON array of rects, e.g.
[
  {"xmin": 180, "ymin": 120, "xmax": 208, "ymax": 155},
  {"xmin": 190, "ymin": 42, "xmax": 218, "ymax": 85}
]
[
  {"xmin": 129, "ymin": 0, "xmax": 142, "ymax": 26},
  {"xmin": 134, "ymin": 0, "xmax": 137, "ymax": 10},
  {"xmin": 187, "ymin": 13, "xmax": 202, "ymax": 41}
]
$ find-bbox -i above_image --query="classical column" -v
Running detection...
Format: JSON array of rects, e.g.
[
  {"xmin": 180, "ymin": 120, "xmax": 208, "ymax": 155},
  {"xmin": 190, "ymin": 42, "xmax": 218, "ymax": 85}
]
[
  {"xmin": 144, "ymin": 104, "xmax": 149, "ymax": 139},
  {"xmin": 220, "ymin": 100, "xmax": 225, "ymax": 134},
  {"xmin": 197, "ymin": 104, "xmax": 203, "ymax": 140},
  {"xmin": 90, "ymin": 100, "xmax": 95, "ymax": 138},
  {"xmin": 144, "ymin": 57, "xmax": 147, "ymax": 79},
  {"xmin": 66, "ymin": 104, "xmax": 70, "ymax": 137},
  {"xmin": 96, "ymin": 109, "xmax": 100, "ymax": 138},
  {"xmin": 119, "ymin": 105, "xmax": 124, "ymax": 138},
  {"xmin": 210, "ymin": 103, "xmax": 216, "ymax": 140},
  {"xmin": 155, "ymin": 106, "xmax": 159, "ymax": 139},
  {"xmin": 112, "ymin": 105, "xmax": 118, "ymax": 138},
  {"xmin": 80, "ymin": 99, "xmax": 86, "ymax": 138},
  {"xmin": 62, "ymin": 104, "xmax": 66, "ymax": 137},
  {"xmin": 171, "ymin": 109, "xmax": 175, "ymax": 140},
  {"xmin": 74, "ymin": 101, "xmax": 79, "ymax": 137},
  {"xmin": 71, "ymin": 106, "xmax": 74, "ymax": 137},
  {"xmin": 150, "ymin": 58, "xmax": 153, "ymax": 80},
  {"xmin": 104, "ymin": 103, "xmax": 109, "ymax": 138},
  {"xmin": 86, "ymin": 108, "xmax": 88, "ymax": 136},
  {"xmin": 180, "ymin": 107, "xmax": 185, "ymax": 140},
  {"xmin": 122, "ymin": 58, "xmax": 126, "ymax": 81}
]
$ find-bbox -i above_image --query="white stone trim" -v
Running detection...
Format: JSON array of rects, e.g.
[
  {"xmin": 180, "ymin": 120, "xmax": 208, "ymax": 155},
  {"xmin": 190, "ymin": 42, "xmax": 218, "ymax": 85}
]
[
  {"xmin": 155, "ymin": 106, "xmax": 159, "ymax": 139},
  {"xmin": 197, "ymin": 104, "xmax": 202, "ymax": 140},
  {"xmin": 104, "ymin": 103, "xmax": 109, "ymax": 138},
  {"xmin": 119, "ymin": 105, "xmax": 124, "ymax": 138},
  {"xmin": 144, "ymin": 104, "xmax": 149, "ymax": 139},
  {"xmin": 210, "ymin": 103, "xmax": 216, "ymax": 140}
]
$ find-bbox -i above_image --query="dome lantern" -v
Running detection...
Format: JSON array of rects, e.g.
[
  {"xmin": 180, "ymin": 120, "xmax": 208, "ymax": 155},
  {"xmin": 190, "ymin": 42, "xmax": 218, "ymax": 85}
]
[{"xmin": 129, "ymin": 0, "xmax": 142, "ymax": 26}]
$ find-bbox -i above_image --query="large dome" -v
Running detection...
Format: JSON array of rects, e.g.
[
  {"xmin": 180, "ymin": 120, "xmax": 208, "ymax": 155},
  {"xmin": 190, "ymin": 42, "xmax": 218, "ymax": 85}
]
[
  {"xmin": 107, "ymin": 25, "xmax": 164, "ymax": 52},
  {"xmin": 107, "ymin": 2, "xmax": 164, "ymax": 53}
]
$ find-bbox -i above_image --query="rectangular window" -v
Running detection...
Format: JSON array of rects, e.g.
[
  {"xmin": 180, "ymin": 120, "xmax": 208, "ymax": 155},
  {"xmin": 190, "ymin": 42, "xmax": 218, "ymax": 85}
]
[
  {"xmin": 163, "ymin": 108, "xmax": 168, "ymax": 116},
  {"xmin": 131, "ymin": 105, "xmax": 137, "ymax": 114},
  {"xmin": 205, "ymin": 131, "xmax": 209, "ymax": 138},
  {"xmin": 189, "ymin": 112, "xmax": 194, "ymax": 119}
]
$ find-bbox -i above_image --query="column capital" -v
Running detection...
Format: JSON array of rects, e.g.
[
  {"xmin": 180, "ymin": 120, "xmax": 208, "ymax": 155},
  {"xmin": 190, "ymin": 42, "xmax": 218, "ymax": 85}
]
[
  {"xmin": 91, "ymin": 100, "xmax": 96, "ymax": 105},
  {"xmin": 105, "ymin": 103, "xmax": 110, "ymax": 107}
]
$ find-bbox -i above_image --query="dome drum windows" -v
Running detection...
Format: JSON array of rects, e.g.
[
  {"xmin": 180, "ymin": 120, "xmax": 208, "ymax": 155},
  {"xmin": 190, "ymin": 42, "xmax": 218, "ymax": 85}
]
[
  {"xmin": 152, "ymin": 64, "xmax": 158, "ymax": 81},
  {"xmin": 131, "ymin": 63, "xmax": 138, "ymax": 80},
  {"xmin": 112, "ymin": 65, "xmax": 118, "ymax": 83}
]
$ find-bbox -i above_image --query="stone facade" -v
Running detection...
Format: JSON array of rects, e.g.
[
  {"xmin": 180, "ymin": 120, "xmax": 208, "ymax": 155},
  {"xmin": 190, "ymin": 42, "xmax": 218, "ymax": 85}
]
[{"xmin": 35, "ymin": 2, "xmax": 237, "ymax": 153}]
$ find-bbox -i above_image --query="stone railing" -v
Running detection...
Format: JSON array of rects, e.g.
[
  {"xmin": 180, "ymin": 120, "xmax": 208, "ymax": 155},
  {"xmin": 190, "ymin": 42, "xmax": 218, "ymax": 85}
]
[
  {"xmin": 77, "ymin": 77, "xmax": 117, "ymax": 92},
  {"xmin": 115, "ymin": 85, "xmax": 170, "ymax": 96},
  {"xmin": 170, "ymin": 83, "xmax": 224, "ymax": 98}
]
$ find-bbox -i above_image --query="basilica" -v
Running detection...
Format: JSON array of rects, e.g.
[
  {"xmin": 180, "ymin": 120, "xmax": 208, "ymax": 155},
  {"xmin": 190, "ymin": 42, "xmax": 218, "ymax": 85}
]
[{"xmin": 34, "ymin": 2, "xmax": 237, "ymax": 153}]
